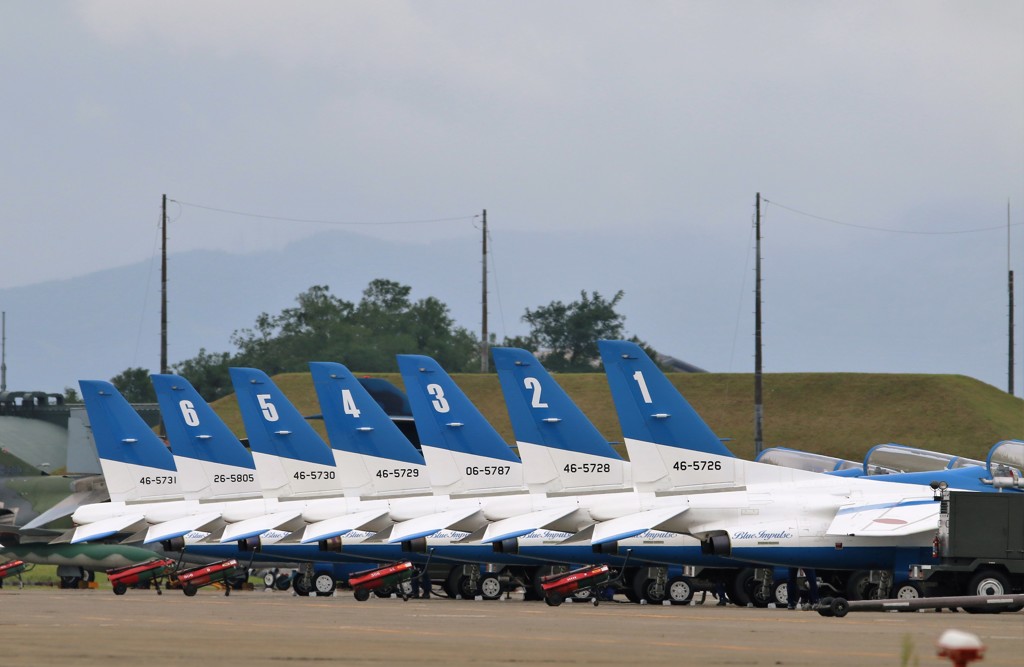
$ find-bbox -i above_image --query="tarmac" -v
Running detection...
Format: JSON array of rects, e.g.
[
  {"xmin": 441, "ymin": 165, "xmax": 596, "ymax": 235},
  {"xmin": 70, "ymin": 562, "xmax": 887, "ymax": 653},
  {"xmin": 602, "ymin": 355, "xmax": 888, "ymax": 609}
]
[{"xmin": 1, "ymin": 587, "xmax": 1021, "ymax": 666}]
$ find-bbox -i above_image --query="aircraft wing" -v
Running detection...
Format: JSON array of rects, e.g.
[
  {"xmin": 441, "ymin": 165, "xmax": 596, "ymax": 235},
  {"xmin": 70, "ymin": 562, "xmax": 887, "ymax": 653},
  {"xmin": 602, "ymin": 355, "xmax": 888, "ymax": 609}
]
[
  {"xmin": 364, "ymin": 507, "xmax": 485, "ymax": 544},
  {"xmin": 826, "ymin": 498, "xmax": 939, "ymax": 537},
  {"xmin": 69, "ymin": 514, "xmax": 148, "ymax": 544},
  {"xmin": 560, "ymin": 507, "xmax": 689, "ymax": 546},
  {"xmin": 460, "ymin": 507, "xmax": 584, "ymax": 544},
  {"xmin": 217, "ymin": 510, "xmax": 306, "ymax": 543},
  {"xmin": 299, "ymin": 509, "xmax": 393, "ymax": 544},
  {"xmin": 142, "ymin": 512, "xmax": 225, "ymax": 544}
]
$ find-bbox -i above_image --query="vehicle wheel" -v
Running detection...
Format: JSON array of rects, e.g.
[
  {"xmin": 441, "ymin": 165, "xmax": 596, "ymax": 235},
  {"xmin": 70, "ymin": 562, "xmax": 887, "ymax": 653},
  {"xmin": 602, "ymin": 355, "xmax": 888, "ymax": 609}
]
[
  {"xmin": 374, "ymin": 587, "xmax": 393, "ymax": 598},
  {"xmin": 666, "ymin": 577, "xmax": 694, "ymax": 605},
  {"xmin": 182, "ymin": 583, "xmax": 197, "ymax": 597},
  {"xmin": 571, "ymin": 588, "xmax": 594, "ymax": 602},
  {"xmin": 772, "ymin": 580, "xmax": 789, "ymax": 607},
  {"xmin": 966, "ymin": 570, "xmax": 1011, "ymax": 597},
  {"xmin": 59, "ymin": 576, "xmax": 82, "ymax": 589},
  {"xmin": 817, "ymin": 596, "xmax": 835, "ymax": 617},
  {"xmin": 544, "ymin": 593, "xmax": 563, "ymax": 607},
  {"xmin": 830, "ymin": 597, "xmax": 849, "ymax": 618},
  {"xmin": 744, "ymin": 576, "xmax": 771, "ymax": 608},
  {"xmin": 353, "ymin": 588, "xmax": 370, "ymax": 602},
  {"xmin": 479, "ymin": 574, "xmax": 503, "ymax": 601},
  {"xmin": 891, "ymin": 580, "xmax": 923, "ymax": 600},
  {"xmin": 844, "ymin": 571, "xmax": 878, "ymax": 601},
  {"xmin": 639, "ymin": 578, "xmax": 668, "ymax": 604},
  {"xmin": 313, "ymin": 572, "xmax": 337, "ymax": 597},
  {"xmin": 730, "ymin": 569, "xmax": 755, "ymax": 607},
  {"xmin": 112, "ymin": 582, "xmax": 128, "ymax": 596},
  {"xmin": 458, "ymin": 575, "xmax": 478, "ymax": 599},
  {"xmin": 292, "ymin": 574, "xmax": 311, "ymax": 596}
]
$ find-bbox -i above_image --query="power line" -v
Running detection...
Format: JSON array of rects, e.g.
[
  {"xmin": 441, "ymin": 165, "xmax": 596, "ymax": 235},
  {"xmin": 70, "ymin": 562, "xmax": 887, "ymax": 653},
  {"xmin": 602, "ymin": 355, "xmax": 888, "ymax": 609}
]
[
  {"xmin": 170, "ymin": 199, "xmax": 476, "ymax": 226},
  {"xmin": 765, "ymin": 199, "xmax": 1023, "ymax": 235}
]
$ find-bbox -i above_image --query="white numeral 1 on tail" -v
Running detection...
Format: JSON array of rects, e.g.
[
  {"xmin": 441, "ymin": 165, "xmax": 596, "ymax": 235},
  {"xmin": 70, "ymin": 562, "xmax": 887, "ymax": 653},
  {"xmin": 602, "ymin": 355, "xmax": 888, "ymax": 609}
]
[{"xmin": 632, "ymin": 370, "xmax": 653, "ymax": 404}]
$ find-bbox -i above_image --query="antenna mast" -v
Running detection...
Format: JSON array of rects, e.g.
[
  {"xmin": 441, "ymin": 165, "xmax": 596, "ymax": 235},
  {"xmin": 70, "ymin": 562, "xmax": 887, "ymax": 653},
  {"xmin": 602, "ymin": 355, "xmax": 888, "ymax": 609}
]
[{"xmin": 754, "ymin": 193, "xmax": 764, "ymax": 456}]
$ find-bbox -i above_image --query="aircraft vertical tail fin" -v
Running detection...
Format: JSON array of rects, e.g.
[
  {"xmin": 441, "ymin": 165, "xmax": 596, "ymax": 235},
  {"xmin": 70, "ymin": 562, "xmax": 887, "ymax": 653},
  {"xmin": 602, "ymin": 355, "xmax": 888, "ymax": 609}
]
[
  {"xmin": 228, "ymin": 368, "xmax": 340, "ymax": 499},
  {"xmin": 598, "ymin": 341, "xmax": 837, "ymax": 492},
  {"xmin": 150, "ymin": 374, "xmax": 262, "ymax": 501},
  {"xmin": 396, "ymin": 354, "xmax": 524, "ymax": 496},
  {"xmin": 78, "ymin": 380, "xmax": 182, "ymax": 503},
  {"xmin": 309, "ymin": 361, "xmax": 430, "ymax": 498},
  {"xmin": 492, "ymin": 347, "xmax": 630, "ymax": 493}
]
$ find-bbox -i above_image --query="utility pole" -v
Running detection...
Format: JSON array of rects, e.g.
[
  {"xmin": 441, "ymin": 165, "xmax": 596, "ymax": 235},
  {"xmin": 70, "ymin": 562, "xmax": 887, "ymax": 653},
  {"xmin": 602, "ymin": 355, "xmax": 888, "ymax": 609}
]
[
  {"xmin": 161, "ymin": 194, "xmax": 168, "ymax": 376},
  {"xmin": 1, "ymin": 311, "xmax": 7, "ymax": 393},
  {"xmin": 1009, "ymin": 200, "xmax": 1015, "ymax": 395},
  {"xmin": 754, "ymin": 193, "xmax": 764, "ymax": 456},
  {"xmin": 480, "ymin": 209, "xmax": 489, "ymax": 373}
]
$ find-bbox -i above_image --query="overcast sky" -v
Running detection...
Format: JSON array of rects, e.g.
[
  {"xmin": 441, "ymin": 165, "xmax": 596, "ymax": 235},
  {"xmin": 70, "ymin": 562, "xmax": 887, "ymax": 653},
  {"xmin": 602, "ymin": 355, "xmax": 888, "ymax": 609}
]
[{"xmin": 2, "ymin": 2, "xmax": 1022, "ymax": 398}]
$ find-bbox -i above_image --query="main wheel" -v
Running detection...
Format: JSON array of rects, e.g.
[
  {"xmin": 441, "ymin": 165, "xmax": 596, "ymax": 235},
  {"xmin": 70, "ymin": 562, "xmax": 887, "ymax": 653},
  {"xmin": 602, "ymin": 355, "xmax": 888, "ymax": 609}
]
[
  {"xmin": 353, "ymin": 588, "xmax": 370, "ymax": 602},
  {"xmin": 59, "ymin": 576, "xmax": 82, "ymax": 590},
  {"xmin": 772, "ymin": 581, "xmax": 789, "ymax": 607},
  {"xmin": 729, "ymin": 569, "xmax": 755, "ymax": 607},
  {"xmin": 459, "ymin": 575, "xmax": 478, "ymax": 600},
  {"xmin": 112, "ymin": 582, "xmax": 128, "ymax": 596},
  {"xmin": 844, "ymin": 571, "xmax": 878, "ymax": 601},
  {"xmin": 666, "ymin": 577, "xmax": 694, "ymax": 605},
  {"xmin": 313, "ymin": 572, "xmax": 337, "ymax": 597},
  {"xmin": 891, "ymin": 580, "xmax": 923, "ymax": 600},
  {"xmin": 182, "ymin": 583, "xmax": 198, "ymax": 597},
  {"xmin": 275, "ymin": 574, "xmax": 291, "ymax": 591},
  {"xmin": 966, "ymin": 569, "xmax": 1011, "ymax": 597},
  {"xmin": 292, "ymin": 574, "xmax": 312, "ymax": 596},
  {"xmin": 744, "ymin": 576, "xmax": 771, "ymax": 608},
  {"xmin": 479, "ymin": 574, "xmax": 503, "ymax": 601}
]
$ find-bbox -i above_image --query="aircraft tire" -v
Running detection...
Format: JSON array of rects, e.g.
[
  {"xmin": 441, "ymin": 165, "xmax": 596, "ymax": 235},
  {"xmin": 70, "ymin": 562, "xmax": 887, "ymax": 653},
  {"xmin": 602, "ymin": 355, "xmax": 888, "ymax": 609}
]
[
  {"xmin": 666, "ymin": 577, "xmax": 694, "ymax": 605},
  {"xmin": 313, "ymin": 572, "xmax": 337, "ymax": 597},
  {"xmin": 891, "ymin": 580, "xmax": 923, "ymax": 606},
  {"xmin": 771, "ymin": 581, "xmax": 789, "ymax": 607},
  {"xmin": 292, "ymin": 574, "xmax": 312, "ymax": 596},
  {"xmin": 844, "ymin": 571, "xmax": 878, "ymax": 601},
  {"xmin": 479, "ymin": 574, "xmax": 503, "ymax": 600}
]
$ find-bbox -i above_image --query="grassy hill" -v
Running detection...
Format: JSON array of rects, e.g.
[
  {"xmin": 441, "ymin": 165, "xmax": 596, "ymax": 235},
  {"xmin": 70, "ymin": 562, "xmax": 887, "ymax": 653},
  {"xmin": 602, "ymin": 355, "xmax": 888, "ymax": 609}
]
[{"xmin": 209, "ymin": 372, "xmax": 1023, "ymax": 464}]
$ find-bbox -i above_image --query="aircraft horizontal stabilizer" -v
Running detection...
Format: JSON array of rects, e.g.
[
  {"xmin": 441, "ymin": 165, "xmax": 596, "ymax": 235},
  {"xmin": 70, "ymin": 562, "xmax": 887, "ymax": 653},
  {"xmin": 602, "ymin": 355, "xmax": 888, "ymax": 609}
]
[
  {"xmin": 300, "ymin": 509, "xmax": 393, "ymax": 544},
  {"xmin": 218, "ymin": 510, "xmax": 304, "ymax": 543},
  {"xmin": 364, "ymin": 507, "xmax": 485, "ymax": 544},
  {"xmin": 143, "ymin": 512, "xmax": 225, "ymax": 544},
  {"xmin": 70, "ymin": 514, "xmax": 148, "ymax": 544},
  {"xmin": 465, "ymin": 507, "xmax": 584, "ymax": 544},
  {"xmin": 561, "ymin": 507, "xmax": 689, "ymax": 546},
  {"xmin": 826, "ymin": 498, "xmax": 939, "ymax": 537},
  {"xmin": 21, "ymin": 488, "xmax": 110, "ymax": 530}
]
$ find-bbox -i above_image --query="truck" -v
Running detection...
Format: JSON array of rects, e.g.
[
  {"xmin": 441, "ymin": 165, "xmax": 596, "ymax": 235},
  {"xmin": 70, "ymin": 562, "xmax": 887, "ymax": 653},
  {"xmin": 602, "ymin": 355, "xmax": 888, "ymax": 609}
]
[{"xmin": 910, "ymin": 489, "xmax": 1023, "ymax": 601}]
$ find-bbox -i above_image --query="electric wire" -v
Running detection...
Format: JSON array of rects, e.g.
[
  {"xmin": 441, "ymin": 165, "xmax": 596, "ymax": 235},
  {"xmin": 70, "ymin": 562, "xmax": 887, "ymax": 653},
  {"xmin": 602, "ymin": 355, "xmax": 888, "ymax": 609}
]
[
  {"xmin": 170, "ymin": 199, "xmax": 475, "ymax": 226},
  {"xmin": 764, "ymin": 199, "xmax": 1023, "ymax": 235}
]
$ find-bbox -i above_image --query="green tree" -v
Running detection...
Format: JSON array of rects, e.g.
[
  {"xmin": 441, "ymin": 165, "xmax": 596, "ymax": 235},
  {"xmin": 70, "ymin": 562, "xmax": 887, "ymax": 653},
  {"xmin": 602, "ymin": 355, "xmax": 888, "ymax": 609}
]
[
  {"xmin": 110, "ymin": 367, "xmax": 157, "ymax": 402},
  {"xmin": 512, "ymin": 290, "xmax": 640, "ymax": 372},
  {"xmin": 172, "ymin": 348, "xmax": 234, "ymax": 401}
]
